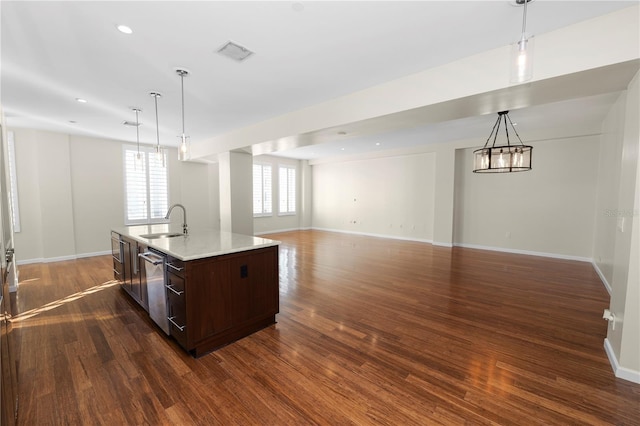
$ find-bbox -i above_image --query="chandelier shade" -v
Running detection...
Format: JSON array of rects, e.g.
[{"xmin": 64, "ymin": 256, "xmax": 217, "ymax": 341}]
[
  {"xmin": 510, "ymin": 0, "xmax": 534, "ymax": 84},
  {"xmin": 473, "ymin": 111, "xmax": 533, "ymax": 173}
]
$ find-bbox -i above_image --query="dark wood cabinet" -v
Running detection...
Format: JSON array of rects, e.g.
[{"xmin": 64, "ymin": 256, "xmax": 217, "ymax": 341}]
[
  {"xmin": 166, "ymin": 255, "xmax": 187, "ymax": 349},
  {"xmin": 171, "ymin": 246, "xmax": 279, "ymax": 357},
  {"xmin": 113, "ymin": 233, "xmax": 148, "ymax": 311},
  {"xmin": 132, "ymin": 241, "xmax": 148, "ymax": 309},
  {"xmin": 112, "ymin": 231, "xmax": 124, "ymax": 282}
]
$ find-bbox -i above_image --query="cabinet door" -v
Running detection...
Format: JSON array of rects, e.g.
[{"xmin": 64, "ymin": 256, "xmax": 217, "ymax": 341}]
[
  {"xmin": 136, "ymin": 243, "xmax": 148, "ymax": 309},
  {"xmin": 129, "ymin": 240, "xmax": 141, "ymax": 301},
  {"xmin": 231, "ymin": 247, "xmax": 279, "ymax": 321},
  {"xmin": 187, "ymin": 258, "xmax": 233, "ymax": 343},
  {"xmin": 122, "ymin": 238, "xmax": 132, "ymax": 292}
]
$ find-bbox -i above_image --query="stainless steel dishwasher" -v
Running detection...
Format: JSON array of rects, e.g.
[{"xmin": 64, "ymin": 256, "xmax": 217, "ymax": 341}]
[{"xmin": 138, "ymin": 248, "xmax": 170, "ymax": 335}]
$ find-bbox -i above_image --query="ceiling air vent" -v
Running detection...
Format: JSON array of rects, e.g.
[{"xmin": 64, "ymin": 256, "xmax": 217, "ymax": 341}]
[{"xmin": 217, "ymin": 41, "xmax": 254, "ymax": 62}]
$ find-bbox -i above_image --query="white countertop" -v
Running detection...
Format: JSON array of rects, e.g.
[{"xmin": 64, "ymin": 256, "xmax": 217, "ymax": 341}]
[{"xmin": 112, "ymin": 224, "xmax": 280, "ymax": 261}]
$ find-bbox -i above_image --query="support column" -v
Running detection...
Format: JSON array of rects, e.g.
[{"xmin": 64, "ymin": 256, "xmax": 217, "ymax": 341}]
[
  {"xmin": 218, "ymin": 151, "xmax": 254, "ymax": 235},
  {"xmin": 300, "ymin": 160, "xmax": 312, "ymax": 229},
  {"xmin": 432, "ymin": 147, "xmax": 456, "ymax": 247}
]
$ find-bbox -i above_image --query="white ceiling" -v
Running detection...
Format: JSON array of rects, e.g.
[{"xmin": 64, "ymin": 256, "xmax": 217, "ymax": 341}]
[{"xmin": 1, "ymin": 1, "xmax": 637, "ymax": 161}]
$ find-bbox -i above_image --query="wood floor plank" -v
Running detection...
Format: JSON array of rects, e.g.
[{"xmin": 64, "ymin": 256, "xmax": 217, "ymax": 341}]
[{"xmin": 10, "ymin": 231, "xmax": 640, "ymax": 425}]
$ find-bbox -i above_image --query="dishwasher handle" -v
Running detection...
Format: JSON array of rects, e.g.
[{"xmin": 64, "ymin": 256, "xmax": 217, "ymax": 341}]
[{"xmin": 138, "ymin": 251, "xmax": 165, "ymax": 265}]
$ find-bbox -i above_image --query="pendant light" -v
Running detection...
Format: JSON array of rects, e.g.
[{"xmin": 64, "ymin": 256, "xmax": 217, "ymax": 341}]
[
  {"xmin": 176, "ymin": 69, "xmax": 190, "ymax": 161},
  {"xmin": 132, "ymin": 107, "xmax": 143, "ymax": 170},
  {"xmin": 149, "ymin": 91, "xmax": 165, "ymax": 168},
  {"xmin": 473, "ymin": 111, "xmax": 532, "ymax": 173},
  {"xmin": 510, "ymin": 0, "xmax": 534, "ymax": 83}
]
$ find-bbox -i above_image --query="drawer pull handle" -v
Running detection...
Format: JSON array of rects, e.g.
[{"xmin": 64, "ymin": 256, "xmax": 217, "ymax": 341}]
[
  {"xmin": 165, "ymin": 284, "xmax": 184, "ymax": 296},
  {"xmin": 167, "ymin": 263, "xmax": 184, "ymax": 272},
  {"xmin": 168, "ymin": 316, "xmax": 185, "ymax": 331}
]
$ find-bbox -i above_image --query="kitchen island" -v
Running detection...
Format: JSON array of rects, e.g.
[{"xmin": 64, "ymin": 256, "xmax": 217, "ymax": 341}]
[{"xmin": 111, "ymin": 225, "xmax": 280, "ymax": 357}]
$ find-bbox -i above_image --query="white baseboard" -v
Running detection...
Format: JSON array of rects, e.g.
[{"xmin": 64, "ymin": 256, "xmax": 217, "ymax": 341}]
[
  {"xmin": 432, "ymin": 241, "xmax": 453, "ymax": 248},
  {"xmin": 592, "ymin": 262, "xmax": 612, "ymax": 295},
  {"xmin": 255, "ymin": 227, "xmax": 304, "ymax": 236},
  {"xmin": 77, "ymin": 250, "xmax": 111, "ymax": 259},
  {"xmin": 311, "ymin": 227, "xmax": 433, "ymax": 244},
  {"xmin": 453, "ymin": 243, "xmax": 592, "ymax": 263},
  {"xmin": 16, "ymin": 250, "xmax": 111, "ymax": 266},
  {"xmin": 604, "ymin": 338, "xmax": 640, "ymax": 384}
]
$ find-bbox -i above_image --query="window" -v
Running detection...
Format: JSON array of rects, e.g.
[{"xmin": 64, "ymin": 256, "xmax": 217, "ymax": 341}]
[
  {"xmin": 7, "ymin": 131, "xmax": 20, "ymax": 232},
  {"xmin": 123, "ymin": 146, "xmax": 169, "ymax": 224},
  {"xmin": 253, "ymin": 164, "xmax": 272, "ymax": 216},
  {"xmin": 279, "ymin": 165, "xmax": 296, "ymax": 215}
]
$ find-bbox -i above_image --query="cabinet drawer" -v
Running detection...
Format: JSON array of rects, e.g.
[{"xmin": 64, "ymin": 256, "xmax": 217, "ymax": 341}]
[
  {"xmin": 167, "ymin": 284, "xmax": 187, "ymax": 349},
  {"xmin": 166, "ymin": 255, "xmax": 184, "ymax": 278},
  {"xmin": 166, "ymin": 272, "xmax": 184, "ymax": 296},
  {"xmin": 113, "ymin": 258, "xmax": 123, "ymax": 282}
]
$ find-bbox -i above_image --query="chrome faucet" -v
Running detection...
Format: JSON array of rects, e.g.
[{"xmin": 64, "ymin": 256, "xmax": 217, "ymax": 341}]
[{"xmin": 165, "ymin": 204, "xmax": 188, "ymax": 235}]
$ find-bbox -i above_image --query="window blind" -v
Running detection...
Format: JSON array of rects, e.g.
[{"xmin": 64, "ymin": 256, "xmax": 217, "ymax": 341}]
[
  {"xmin": 124, "ymin": 147, "xmax": 168, "ymax": 224},
  {"xmin": 253, "ymin": 163, "xmax": 272, "ymax": 216},
  {"xmin": 279, "ymin": 166, "xmax": 296, "ymax": 214}
]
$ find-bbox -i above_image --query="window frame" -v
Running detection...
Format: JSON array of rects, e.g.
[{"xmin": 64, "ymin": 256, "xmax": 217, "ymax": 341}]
[
  {"xmin": 6, "ymin": 131, "xmax": 20, "ymax": 233},
  {"xmin": 123, "ymin": 145, "xmax": 170, "ymax": 225},
  {"xmin": 278, "ymin": 165, "xmax": 296, "ymax": 216},
  {"xmin": 253, "ymin": 163, "xmax": 273, "ymax": 217}
]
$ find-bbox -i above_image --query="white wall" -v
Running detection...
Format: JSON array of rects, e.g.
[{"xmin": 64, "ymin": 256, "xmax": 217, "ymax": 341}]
[
  {"xmin": 69, "ymin": 135, "xmax": 125, "ymax": 256},
  {"xmin": 453, "ymin": 136, "xmax": 600, "ymax": 259},
  {"xmin": 219, "ymin": 151, "xmax": 253, "ymax": 235},
  {"xmin": 312, "ymin": 153, "xmax": 436, "ymax": 242},
  {"xmin": 593, "ymin": 93, "xmax": 627, "ymax": 286},
  {"xmin": 599, "ymin": 71, "xmax": 640, "ymax": 381},
  {"xmin": 11, "ymin": 129, "xmax": 218, "ymax": 263},
  {"xmin": 253, "ymin": 155, "xmax": 309, "ymax": 235}
]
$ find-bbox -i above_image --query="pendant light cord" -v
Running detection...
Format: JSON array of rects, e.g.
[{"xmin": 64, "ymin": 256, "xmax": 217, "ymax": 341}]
[
  {"xmin": 135, "ymin": 109, "xmax": 141, "ymax": 154},
  {"xmin": 153, "ymin": 94, "xmax": 160, "ymax": 148},
  {"xmin": 180, "ymin": 73, "xmax": 186, "ymax": 135},
  {"xmin": 520, "ymin": 0, "xmax": 529, "ymax": 44}
]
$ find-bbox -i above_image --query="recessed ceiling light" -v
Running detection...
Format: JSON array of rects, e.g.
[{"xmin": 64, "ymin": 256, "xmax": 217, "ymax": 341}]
[
  {"xmin": 341, "ymin": 148, "xmax": 345, "ymax": 151},
  {"xmin": 375, "ymin": 142, "xmax": 381, "ymax": 146},
  {"xmin": 117, "ymin": 25, "xmax": 133, "ymax": 34},
  {"xmin": 75, "ymin": 98, "xmax": 87, "ymax": 103}
]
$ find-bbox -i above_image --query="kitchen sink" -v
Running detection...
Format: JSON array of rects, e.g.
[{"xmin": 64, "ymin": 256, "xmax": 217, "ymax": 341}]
[{"xmin": 140, "ymin": 232, "xmax": 185, "ymax": 239}]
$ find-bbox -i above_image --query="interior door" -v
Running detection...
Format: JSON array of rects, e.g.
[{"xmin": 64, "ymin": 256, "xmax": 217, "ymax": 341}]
[{"xmin": 0, "ymin": 124, "xmax": 18, "ymax": 425}]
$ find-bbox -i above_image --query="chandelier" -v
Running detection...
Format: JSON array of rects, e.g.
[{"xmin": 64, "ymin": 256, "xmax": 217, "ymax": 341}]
[{"xmin": 473, "ymin": 111, "xmax": 532, "ymax": 173}]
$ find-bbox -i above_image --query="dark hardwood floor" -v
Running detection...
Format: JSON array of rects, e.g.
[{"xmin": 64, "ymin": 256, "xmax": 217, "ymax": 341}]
[{"xmin": 11, "ymin": 230, "xmax": 640, "ymax": 425}]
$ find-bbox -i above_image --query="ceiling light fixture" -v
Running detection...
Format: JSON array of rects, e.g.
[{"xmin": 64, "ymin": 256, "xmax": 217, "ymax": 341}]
[
  {"xmin": 510, "ymin": 0, "xmax": 534, "ymax": 83},
  {"xmin": 217, "ymin": 41, "xmax": 254, "ymax": 62},
  {"xmin": 473, "ymin": 111, "xmax": 532, "ymax": 173},
  {"xmin": 117, "ymin": 25, "xmax": 133, "ymax": 35},
  {"xmin": 150, "ymin": 92, "xmax": 165, "ymax": 168},
  {"xmin": 75, "ymin": 98, "xmax": 87, "ymax": 103},
  {"xmin": 132, "ymin": 108, "xmax": 143, "ymax": 170},
  {"xmin": 176, "ymin": 69, "xmax": 190, "ymax": 161}
]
